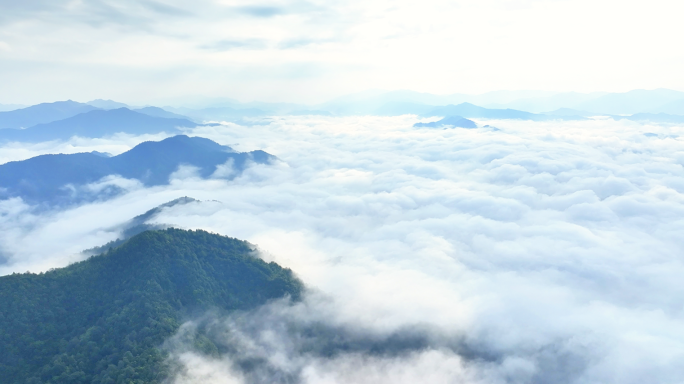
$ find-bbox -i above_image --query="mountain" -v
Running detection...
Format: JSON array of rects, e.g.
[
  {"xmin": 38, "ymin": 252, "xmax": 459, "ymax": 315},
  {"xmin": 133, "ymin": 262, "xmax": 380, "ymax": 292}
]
[
  {"xmin": 134, "ymin": 106, "xmax": 194, "ymax": 121},
  {"xmin": 649, "ymin": 98, "xmax": 684, "ymax": 115},
  {"xmin": 486, "ymin": 92, "xmax": 608, "ymax": 113},
  {"xmin": 0, "ymin": 103, "xmax": 27, "ymax": 112},
  {"xmin": 373, "ymin": 102, "xmax": 435, "ymax": 116},
  {"xmin": 414, "ymin": 116, "xmax": 477, "ymax": 128},
  {"xmin": 86, "ymin": 99, "xmax": 129, "ymax": 109},
  {"xmin": 0, "ymin": 108, "xmax": 197, "ymax": 142},
  {"xmin": 575, "ymin": 89, "xmax": 684, "ymax": 115},
  {"xmin": 82, "ymin": 197, "xmax": 202, "ymax": 256},
  {"xmin": 317, "ymin": 90, "xmax": 559, "ymax": 115},
  {"xmin": 423, "ymin": 103, "xmax": 558, "ymax": 121},
  {"xmin": 0, "ymin": 100, "xmax": 99, "ymax": 129},
  {"xmin": 317, "ymin": 89, "xmax": 684, "ymax": 117},
  {"xmin": 543, "ymin": 108, "xmax": 594, "ymax": 117},
  {"xmin": 620, "ymin": 113, "xmax": 684, "ymax": 124},
  {"xmin": 0, "ymin": 135, "xmax": 276, "ymax": 205},
  {"xmin": 0, "ymin": 228, "xmax": 303, "ymax": 384},
  {"xmin": 180, "ymin": 106, "xmax": 269, "ymax": 121}
]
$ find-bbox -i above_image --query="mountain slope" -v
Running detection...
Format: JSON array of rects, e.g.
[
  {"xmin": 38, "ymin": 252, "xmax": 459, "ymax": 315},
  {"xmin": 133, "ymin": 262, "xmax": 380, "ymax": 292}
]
[
  {"xmin": 316, "ymin": 90, "xmax": 559, "ymax": 115},
  {"xmin": 485, "ymin": 92, "xmax": 607, "ymax": 112},
  {"xmin": 423, "ymin": 102, "xmax": 549, "ymax": 120},
  {"xmin": 575, "ymin": 89, "xmax": 684, "ymax": 115},
  {"xmin": 543, "ymin": 108, "xmax": 594, "ymax": 117},
  {"xmin": 414, "ymin": 116, "xmax": 477, "ymax": 128},
  {"xmin": 0, "ymin": 100, "xmax": 99, "ymax": 129},
  {"xmin": 0, "ymin": 108, "xmax": 196, "ymax": 142},
  {"xmin": 0, "ymin": 103, "xmax": 27, "ymax": 112},
  {"xmin": 649, "ymin": 98, "xmax": 684, "ymax": 115},
  {"xmin": 134, "ymin": 106, "xmax": 194, "ymax": 121},
  {"xmin": 0, "ymin": 228, "xmax": 303, "ymax": 384},
  {"xmin": 86, "ymin": 99, "xmax": 129, "ymax": 109},
  {"xmin": 82, "ymin": 197, "xmax": 202, "ymax": 256},
  {"xmin": 621, "ymin": 113, "xmax": 684, "ymax": 124},
  {"xmin": 0, "ymin": 135, "xmax": 276, "ymax": 205}
]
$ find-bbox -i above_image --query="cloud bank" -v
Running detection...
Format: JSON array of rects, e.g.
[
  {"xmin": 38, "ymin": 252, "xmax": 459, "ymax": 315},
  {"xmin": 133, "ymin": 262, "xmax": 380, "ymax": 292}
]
[{"xmin": 2, "ymin": 116, "xmax": 684, "ymax": 382}]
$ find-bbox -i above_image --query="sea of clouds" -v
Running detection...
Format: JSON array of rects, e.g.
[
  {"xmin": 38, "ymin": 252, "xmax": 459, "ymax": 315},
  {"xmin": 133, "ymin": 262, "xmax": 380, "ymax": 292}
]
[{"xmin": 1, "ymin": 116, "xmax": 684, "ymax": 383}]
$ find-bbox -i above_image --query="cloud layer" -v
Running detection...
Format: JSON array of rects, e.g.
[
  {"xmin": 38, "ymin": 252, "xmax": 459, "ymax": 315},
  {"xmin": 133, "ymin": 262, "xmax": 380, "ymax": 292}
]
[{"xmin": 2, "ymin": 116, "xmax": 684, "ymax": 382}]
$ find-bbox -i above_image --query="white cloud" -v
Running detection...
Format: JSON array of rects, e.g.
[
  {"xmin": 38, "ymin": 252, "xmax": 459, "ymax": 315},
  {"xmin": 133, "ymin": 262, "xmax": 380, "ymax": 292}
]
[
  {"xmin": 2, "ymin": 116, "xmax": 684, "ymax": 381},
  {"xmin": 1, "ymin": 0, "xmax": 684, "ymax": 104}
]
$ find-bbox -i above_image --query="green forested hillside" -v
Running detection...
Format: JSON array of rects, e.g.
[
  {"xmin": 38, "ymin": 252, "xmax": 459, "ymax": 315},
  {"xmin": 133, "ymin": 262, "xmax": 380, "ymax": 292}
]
[{"xmin": 0, "ymin": 228, "xmax": 303, "ymax": 384}]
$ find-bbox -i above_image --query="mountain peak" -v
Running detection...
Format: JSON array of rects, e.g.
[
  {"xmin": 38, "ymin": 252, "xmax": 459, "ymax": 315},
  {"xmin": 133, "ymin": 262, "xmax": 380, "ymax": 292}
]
[
  {"xmin": 0, "ymin": 228, "xmax": 303, "ymax": 383},
  {"xmin": 414, "ymin": 115, "xmax": 477, "ymax": 128},
  {"xmin": 86, "ymin": 99, "xmax": 129, "ymax": 109},
  {"xmin": 0, "ymin": 135, "xmax": 276, "ymax": 205},
  {"xmin": 0, "ymin": 108, "xmax": 196, "ymax": 142},
  {"xmin": 0, "ymin": 100, "xmax": 99, "ymax": 129}
]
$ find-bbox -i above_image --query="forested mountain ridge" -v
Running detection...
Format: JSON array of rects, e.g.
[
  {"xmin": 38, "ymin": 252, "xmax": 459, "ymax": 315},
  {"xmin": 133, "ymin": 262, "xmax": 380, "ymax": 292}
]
[{"xmin": 0, "ymin": 228, "xmax": 303, "ymax": 384}]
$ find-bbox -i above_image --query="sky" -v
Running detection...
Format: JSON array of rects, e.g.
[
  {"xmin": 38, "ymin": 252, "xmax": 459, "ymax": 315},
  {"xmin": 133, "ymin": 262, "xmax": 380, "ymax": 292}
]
[
  {"xmin": 1, "ymin": 0, "xmax": 684, "ymax": 105},
  {"xmin": 2, "ymin": 116, "xmax": 684, "ymax": 382}
]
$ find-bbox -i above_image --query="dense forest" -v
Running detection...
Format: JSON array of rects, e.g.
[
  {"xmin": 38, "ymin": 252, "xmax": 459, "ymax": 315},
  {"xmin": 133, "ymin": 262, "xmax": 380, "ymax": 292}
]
[{"xmin": 0, "ymin": 228, "xmax": 303, "ymax": 384}]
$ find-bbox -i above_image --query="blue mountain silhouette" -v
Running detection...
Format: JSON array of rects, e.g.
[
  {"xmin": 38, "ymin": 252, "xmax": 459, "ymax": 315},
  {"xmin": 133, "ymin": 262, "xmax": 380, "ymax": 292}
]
[
  {"xmin": 0, "ymin": 135, "xmax": 275, "ymax": 206},
  {"xmin": 0, "ymin": 100, "xmax": 98, "ymax": 129},
  {"xmin": 413, "ymin": 116, "xmax": 477, "ymax": 128},
  {"xmin": 0, "ymin": 108, "xmax": 196, "ymax": 142},
  {"xmin": 424, "ymin": 103, "xmax": 552, "ymax": 120}
]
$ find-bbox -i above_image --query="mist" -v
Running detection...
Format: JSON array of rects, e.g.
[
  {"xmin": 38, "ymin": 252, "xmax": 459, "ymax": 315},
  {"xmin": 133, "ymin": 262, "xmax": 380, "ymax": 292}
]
[{"xmin": 2, "ymin": 115, "xmax": 684, "ymax": 382}]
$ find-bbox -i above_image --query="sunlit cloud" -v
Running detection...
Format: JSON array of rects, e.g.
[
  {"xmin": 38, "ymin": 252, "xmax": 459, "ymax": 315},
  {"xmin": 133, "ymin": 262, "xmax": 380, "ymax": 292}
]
[{"xmin": 1, "ymin": 0, "xmax": 683, "ymax": 104}]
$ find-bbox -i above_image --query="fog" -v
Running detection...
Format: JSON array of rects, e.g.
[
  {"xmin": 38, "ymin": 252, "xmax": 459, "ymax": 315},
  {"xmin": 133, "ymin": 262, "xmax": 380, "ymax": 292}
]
[{"xmin": 2, "ymin": 116, "xmax": 684, "ymax": 382}]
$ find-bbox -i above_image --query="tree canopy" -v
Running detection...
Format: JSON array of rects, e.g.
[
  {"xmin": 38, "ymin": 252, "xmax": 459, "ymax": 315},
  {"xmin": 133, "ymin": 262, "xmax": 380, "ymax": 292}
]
[{"xmin": 0, "ymin": 228, "xmax": 303, "ymax": 384}]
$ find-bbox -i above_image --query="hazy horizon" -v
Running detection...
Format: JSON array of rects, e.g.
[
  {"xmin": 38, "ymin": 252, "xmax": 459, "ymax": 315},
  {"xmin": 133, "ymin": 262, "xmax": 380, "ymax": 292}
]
[{"xmin": 2, "ymin": 87, "xmax": 683, "ymax": 110}]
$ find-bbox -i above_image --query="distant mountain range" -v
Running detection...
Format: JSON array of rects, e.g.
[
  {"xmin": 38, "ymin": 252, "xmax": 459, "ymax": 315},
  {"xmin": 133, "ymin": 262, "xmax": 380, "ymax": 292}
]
[
  {"xmin": 421, "ymin": 103, "xmax": 582, "ymax": 121},
  {"xmin": 134, "ymin": 106, "xmax": 191, "ymax": 120},
  {"xmin": 0, "ymin": 228, "xmax": 303, "ymax": 383},
  {"xmin": 619, "ymin": 113, "xmax": 684, "ymax": 124},
  {"xmin": 156, "ymin": 89, "xmax": 684, "ymax": 121},
  {"xmin": 0, "ymin": 135, "xmax": 276, "ymax": 206},
  {"xmin": 86, "ymin": 99, "xmax": 129, "ymax": 109},
  {"xmin": 3, "ymin": 89, "xmax": 684, "ymax": 133},
  {"xmin": 0, "ymin": 100, "xmax": 99, "ymax": 129},
  {"xmin": 571, "ymin": 89, "xmax": 684, "ymax": 115},
  {"xmin": 0, "ymin": 103, "xmax": 27, "ymax": 112},
  {"xmin": 317, "ymin": 88, "xmax": 684, "ymax": 116},
  {"xmin": 0, "ymin": 107, "xmax": 196, "ymax": 142}
]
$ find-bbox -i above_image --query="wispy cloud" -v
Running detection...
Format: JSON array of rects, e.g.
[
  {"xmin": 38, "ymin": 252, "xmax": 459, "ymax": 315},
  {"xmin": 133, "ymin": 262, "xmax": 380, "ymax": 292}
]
[
  {"xmin": 0, "ymin": 0, "xmax": 193, "ymax": 29},
  {"xmin": 199, "ymin": 39, "xmax": 269, "ymax": 51},
  {"xmin": 4, "ymin": 0, "xmax": 684, "ymax": 104},
  {"xmin": 232, "ymin": 5, "xmax": 285, "ymax": 17}
]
